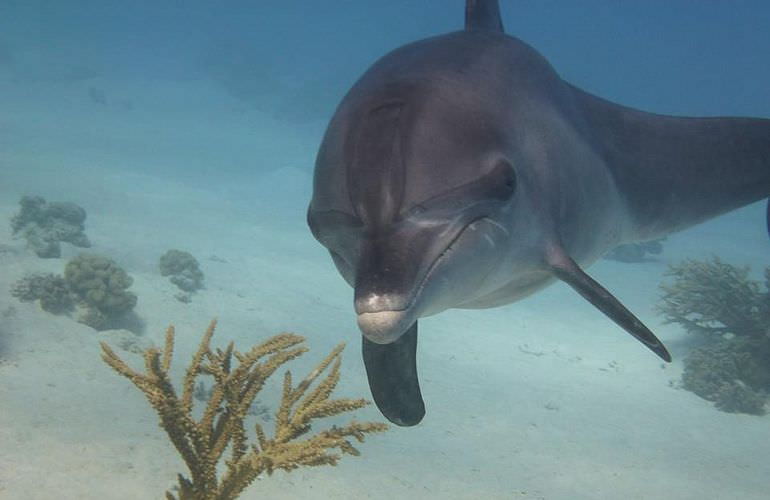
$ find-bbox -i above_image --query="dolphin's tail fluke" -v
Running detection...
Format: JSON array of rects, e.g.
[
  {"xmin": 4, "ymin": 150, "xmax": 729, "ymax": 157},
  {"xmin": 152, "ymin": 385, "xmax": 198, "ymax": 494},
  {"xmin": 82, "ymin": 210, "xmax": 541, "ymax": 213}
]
[{"xmin": 465, "ymin": 0, "xmax": 504, "ymax": 33}]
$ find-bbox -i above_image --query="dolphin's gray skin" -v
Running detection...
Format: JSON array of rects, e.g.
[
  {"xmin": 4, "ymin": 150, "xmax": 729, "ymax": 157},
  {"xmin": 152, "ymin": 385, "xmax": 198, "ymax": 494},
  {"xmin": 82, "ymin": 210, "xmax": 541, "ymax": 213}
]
[{"xmin": 307, "ymin": 0, "xmax": 770, "ymax": 426}]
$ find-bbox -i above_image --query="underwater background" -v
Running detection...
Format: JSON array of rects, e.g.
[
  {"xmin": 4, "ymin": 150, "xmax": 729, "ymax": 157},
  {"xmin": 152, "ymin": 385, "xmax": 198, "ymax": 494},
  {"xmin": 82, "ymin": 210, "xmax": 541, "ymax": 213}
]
[{"xmin": 1, "ymin": 1, "xmax": 769, "ymax": 498}]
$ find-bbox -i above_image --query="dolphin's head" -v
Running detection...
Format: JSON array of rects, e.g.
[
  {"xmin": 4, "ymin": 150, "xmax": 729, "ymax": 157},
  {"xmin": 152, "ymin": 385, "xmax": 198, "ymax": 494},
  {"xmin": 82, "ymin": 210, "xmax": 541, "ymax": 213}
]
[
  {"xmin": 308, "ymin": 76, "xmax": 519, "ymax": 345},
  {"xmin": 349, "ymin": 158, "xmax": 515, "ymax": 344}
]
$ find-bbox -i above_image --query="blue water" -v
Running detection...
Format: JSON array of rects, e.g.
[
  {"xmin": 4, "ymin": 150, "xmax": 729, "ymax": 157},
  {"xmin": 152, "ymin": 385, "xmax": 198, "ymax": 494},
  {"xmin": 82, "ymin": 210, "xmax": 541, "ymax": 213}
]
[{"xmin": 1, "ymin": 2, "xmax": 769, "ymax": 499}]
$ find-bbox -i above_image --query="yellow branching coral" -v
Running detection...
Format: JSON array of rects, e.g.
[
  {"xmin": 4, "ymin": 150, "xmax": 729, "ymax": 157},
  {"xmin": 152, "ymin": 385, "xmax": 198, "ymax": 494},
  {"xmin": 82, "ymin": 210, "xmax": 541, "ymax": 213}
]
[{"xmin": 100, "ymin": 319, "xmax": 388, "ymax": 500}]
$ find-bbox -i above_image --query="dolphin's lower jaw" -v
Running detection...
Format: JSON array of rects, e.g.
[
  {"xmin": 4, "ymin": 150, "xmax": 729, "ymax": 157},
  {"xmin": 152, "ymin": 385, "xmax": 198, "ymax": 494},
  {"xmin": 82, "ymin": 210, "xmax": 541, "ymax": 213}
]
[{"xmin": 357, "ymin": 309, "xmax": 416, "ymax": 344}]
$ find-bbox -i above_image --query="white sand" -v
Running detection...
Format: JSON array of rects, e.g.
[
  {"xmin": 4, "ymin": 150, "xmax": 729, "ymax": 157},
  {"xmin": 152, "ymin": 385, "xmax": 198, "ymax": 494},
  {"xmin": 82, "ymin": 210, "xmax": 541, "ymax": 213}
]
[{"xmin": 1, "ymin": 75, "xmax": 769, "ymax": 500}]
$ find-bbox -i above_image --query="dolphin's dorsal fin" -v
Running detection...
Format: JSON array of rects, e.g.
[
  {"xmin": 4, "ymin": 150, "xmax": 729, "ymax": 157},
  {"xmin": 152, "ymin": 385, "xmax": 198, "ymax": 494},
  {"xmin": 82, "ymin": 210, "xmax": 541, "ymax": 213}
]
[
  {"xmin": 465, "ymin": 0, "xmax": 504, "ymax": 32},
  {"xmin": 545, "ymin": 243, "xmax": 672, "ymax": 362}
]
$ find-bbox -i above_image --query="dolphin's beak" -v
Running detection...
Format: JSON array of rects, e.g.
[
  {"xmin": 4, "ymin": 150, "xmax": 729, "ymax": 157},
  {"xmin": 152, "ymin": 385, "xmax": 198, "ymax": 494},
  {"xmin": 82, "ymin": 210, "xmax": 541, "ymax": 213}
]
[
  {"xmin": 352, "ymin": 225, "xmax": 432, "ymax": 344},
  {"xmin": 357, "ymin": 308, "xmax": 417, "ymax": 344},
  {"xmin": 354, "ymin": 216, "xmax": 509, "ymax": 344}
]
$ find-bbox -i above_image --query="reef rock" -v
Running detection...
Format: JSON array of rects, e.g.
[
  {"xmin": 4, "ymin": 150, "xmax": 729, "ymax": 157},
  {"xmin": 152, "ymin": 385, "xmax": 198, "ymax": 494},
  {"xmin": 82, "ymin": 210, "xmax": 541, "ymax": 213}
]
[{"xmin": 10, "ymin": 195, "xmax": 91, "ymax": 258}]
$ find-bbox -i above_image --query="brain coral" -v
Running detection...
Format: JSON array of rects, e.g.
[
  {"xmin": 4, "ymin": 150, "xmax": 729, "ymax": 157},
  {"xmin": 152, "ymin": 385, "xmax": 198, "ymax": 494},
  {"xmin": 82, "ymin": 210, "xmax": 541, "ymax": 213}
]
[
  {"xmin": 64, "ymin": 254, "xmax": 137, "ymax": 329},
  {"xmin": 159, "ymin": 249, "xmax": 204, "ymax": 293}
]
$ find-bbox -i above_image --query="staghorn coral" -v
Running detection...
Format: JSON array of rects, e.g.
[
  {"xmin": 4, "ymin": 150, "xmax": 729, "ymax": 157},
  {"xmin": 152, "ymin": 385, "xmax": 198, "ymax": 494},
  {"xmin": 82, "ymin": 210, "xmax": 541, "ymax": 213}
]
[
  {"xmin": 65, "ymin": 254, "xmax": 137, "ymax": 329},
  {"xmin": 101, "ymin": 319, "xmax": 388, "ymax": 500},
  {"xmin": 659, "ymin": 256, "xmax": 770, "ymax": 415},
  {"xmin": 10, "ymin": 195, "xmax": 91, "ymax": 258},
  {"xmin": 193, "ymin": 381, "xmax": 271, "ymax": 421}
]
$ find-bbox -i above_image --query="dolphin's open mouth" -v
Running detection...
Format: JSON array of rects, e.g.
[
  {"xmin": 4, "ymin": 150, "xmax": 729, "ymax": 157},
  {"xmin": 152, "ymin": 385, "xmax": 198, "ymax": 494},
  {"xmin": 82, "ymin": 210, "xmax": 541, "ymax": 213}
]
[{"xmin": 357, "ymin": 216, "xmax": 491, "ymax": 343}]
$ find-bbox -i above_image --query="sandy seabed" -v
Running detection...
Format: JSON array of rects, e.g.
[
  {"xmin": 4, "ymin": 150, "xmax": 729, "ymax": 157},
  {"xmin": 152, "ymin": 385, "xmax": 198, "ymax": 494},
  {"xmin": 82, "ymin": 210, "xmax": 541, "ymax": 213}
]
[{"xmin": 1, "ymin": 76, "xmax": 769, "ymax": 500}]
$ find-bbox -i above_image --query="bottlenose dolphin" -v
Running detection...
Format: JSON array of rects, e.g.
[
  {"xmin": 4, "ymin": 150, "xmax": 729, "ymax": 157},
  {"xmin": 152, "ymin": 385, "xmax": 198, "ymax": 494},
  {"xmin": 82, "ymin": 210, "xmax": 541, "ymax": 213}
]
[{"xmin": 307, "ymin": 0, "xmax": 770, "ymax": 426}]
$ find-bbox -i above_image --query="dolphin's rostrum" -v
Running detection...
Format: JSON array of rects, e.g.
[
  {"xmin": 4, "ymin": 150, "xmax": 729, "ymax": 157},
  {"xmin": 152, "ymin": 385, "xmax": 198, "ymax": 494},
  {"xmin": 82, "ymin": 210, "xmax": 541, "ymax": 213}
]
[{"xmin": 308, "ymin": 0, "xmax": 770, "ymax": 426}]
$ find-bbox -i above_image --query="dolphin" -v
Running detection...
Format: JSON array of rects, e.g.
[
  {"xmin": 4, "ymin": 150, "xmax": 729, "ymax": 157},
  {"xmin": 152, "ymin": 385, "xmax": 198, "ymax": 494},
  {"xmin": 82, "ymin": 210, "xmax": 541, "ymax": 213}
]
[{"xmin": 307, "ymin": 0, "xmax": 770, "ymax": 426}]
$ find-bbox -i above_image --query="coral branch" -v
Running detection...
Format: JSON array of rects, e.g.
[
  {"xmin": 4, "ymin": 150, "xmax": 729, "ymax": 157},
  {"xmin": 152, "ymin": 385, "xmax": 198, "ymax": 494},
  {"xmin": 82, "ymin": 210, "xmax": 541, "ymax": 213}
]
[
  {"xmin": 101, "ymin": 320, "xmax": 387, "ymax": 500},
  {"xmin": 658, "ymin": 256, "xmax": 765, "ymax": 337}
]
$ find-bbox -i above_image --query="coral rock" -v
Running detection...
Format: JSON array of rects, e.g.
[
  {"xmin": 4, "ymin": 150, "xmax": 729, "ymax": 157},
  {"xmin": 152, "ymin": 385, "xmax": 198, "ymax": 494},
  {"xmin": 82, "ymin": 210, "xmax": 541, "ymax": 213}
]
[
  {"xmin": 160, "ymin": 249, "xmax": 204, "ymax": 293},
  {"xmin": 10, "ymin": 195, "xmax": 91, "ymax": 258}
]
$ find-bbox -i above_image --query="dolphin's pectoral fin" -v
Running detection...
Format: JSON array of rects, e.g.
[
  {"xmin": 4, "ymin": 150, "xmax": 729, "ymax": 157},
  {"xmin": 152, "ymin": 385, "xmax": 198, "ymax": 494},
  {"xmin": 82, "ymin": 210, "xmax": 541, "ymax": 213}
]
[
  {"xmin": 362, "ymin": 321, "xmax": 425, "ymax": 426},
  {"xmin": 545, "ymin": 245, "xmax": 672, "ymax": 362}
]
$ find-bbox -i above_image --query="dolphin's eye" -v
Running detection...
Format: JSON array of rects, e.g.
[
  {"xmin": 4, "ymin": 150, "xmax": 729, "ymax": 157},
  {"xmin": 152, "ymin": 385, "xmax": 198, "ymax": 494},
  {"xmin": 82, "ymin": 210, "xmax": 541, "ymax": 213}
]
[
  {"xmin": 403, "ymin": 203, "xmax": 427, "ymax": 218},
  {"xmin": 307, "ymin": 209, "xmax": 363, "ymax": 247},
  {"xmin": 488, "ymin": 160, "xmax": 516, "ymax": 200},
  {"xmin": 404, "ymin": 160, "xmax": 516, "ymax": 217},
  {"xmin": 308, "ymin": 209, "xmax": 362, "ymax": 230}
]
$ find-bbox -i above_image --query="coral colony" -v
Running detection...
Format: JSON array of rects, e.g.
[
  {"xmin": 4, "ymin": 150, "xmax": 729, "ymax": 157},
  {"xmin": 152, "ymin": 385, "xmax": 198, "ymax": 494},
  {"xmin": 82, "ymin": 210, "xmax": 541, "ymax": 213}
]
[
  {"xmin": 160, "ymin": 249, "xmax": 205, "ymax": 303},
  {"xmin": 659, "ymin": 257, "xmax": 770, "ymax": 415},
  {"xmin": 101, "ymin": 320, "xmax": 388, "ymax": 500},
  {"xmin": 11, "ymin": 253, "xmax": 138, "ymax": 330},
  {"xmin": 10, "ymin": 195, "xmax": 91, "ymax": 258}
]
